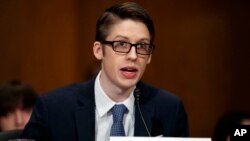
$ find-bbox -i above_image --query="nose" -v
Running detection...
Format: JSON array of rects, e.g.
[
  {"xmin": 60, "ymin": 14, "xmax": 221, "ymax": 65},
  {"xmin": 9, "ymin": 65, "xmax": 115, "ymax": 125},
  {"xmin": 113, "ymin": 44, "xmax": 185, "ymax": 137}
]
[
  {"xmin": 126, "ymin": 46, "xmax": 137, "ymax": 60},
  {"xmin": 14, "ymin": 109, "xmax": 26, "ymax": 129}
]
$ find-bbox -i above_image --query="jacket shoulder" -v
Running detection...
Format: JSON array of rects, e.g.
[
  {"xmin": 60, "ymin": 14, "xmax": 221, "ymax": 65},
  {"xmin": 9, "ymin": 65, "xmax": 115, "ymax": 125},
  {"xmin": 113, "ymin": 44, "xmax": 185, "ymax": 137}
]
[
  {"xmin": 39, "ymin": 79, "xmax": 95, "ymax": 106},
  {"xmin": 138, "ymin": 81, "xmax": 181, "ymax": 103}
]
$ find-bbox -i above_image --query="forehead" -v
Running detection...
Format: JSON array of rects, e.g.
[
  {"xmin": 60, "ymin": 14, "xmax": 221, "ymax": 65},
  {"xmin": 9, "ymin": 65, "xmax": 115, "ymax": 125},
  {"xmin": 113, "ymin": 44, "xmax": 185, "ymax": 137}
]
[{"xmin": 106, "ymin": 19, "xmax": 150, "ymax": 41}]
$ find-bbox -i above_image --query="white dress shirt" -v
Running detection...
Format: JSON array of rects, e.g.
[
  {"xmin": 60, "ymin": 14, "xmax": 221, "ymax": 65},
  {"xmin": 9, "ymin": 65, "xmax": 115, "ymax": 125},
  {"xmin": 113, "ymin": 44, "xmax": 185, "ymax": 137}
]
[{"xmin": 94, "ymin": 71, "xmax": 135, "ymax": 141}]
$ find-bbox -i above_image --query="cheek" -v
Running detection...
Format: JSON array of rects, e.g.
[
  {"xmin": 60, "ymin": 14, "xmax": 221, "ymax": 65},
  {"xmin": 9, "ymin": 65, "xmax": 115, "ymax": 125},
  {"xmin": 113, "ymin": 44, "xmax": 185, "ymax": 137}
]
[
  {"xmin": 23, "ymin": 111, "xmax": 32, "ymax": 123},
  {"xmin": 140, "ymin": 58, "xmax": 150, "ymax": 68},
  {"xmin": 140, "ymin": 63, "xmax": 147, "ymax": 75},
  {"xmin": 146, "ymin": 55, "xmax": 151, "ymax": 64},
  {"xmin": 102, "ymin": 51, "xmax": 120, "ymax": 70},
  {"xmin": 137, "ymin": 59, "xmax": 150, "ymax": 77},
  {"xmin": 102, "ymin": 57, "xmax": 118, "ymax": 74},
  {"xmin": 0, "ymin": 115, "xmax": 15, "ymax": 131}
]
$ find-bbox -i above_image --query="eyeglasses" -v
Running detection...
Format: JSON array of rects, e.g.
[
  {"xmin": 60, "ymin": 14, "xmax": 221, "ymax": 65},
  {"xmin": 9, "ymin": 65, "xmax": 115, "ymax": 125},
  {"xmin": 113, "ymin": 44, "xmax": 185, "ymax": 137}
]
[{"xmin": 101, "ymin": 40, "xmax": 155, "ymax": 55}]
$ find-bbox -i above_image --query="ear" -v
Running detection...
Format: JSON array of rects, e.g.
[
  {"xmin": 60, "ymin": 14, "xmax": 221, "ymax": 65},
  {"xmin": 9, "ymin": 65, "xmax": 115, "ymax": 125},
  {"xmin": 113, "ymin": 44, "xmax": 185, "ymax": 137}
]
[
  {"xmin": 146, "ymin": 55, "xmax": 152, "ymax": 64},
  {"xmin": 93, "ymin": 41, "xmax": 103, "ymax": 60}
]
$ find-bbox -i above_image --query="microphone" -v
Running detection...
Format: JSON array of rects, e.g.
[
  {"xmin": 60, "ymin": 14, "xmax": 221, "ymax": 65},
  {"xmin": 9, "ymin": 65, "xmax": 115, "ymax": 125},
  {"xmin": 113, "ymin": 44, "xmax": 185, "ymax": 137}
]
[{"xmin": 134, "ymin": 88, "xmax": 151, "ymax": 137}]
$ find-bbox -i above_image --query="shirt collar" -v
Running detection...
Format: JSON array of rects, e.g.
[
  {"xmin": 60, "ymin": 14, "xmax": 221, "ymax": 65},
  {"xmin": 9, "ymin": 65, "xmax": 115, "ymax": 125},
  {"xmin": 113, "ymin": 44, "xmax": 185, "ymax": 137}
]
[{"xmin": 94, "ymin": 71, "xmax": 135, "ymax": 117}]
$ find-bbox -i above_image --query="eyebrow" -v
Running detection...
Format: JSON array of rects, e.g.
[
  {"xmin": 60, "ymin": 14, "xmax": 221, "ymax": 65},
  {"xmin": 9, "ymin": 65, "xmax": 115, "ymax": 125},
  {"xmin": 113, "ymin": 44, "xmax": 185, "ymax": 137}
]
[
  {"xmin": 113, "ymin": 35, "xmax": 150, "ymax": 43},
  {"xmin": 113, "ymin": 35, "xmax": 129, "ymax": 40}
]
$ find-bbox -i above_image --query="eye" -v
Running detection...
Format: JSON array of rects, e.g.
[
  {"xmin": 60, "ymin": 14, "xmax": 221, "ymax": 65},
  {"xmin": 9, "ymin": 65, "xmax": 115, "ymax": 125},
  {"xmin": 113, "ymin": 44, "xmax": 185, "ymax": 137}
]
[
  {"xmin": 114, "ymin": 41, "xmax": 128, "ymax": 47},
  {"xmin": 119, "ymin": 42, "xmax": 127, "ymax": 47},
  {"xmin": 137, "ymin": 44, "xmax": 149, "ymax": 50}
]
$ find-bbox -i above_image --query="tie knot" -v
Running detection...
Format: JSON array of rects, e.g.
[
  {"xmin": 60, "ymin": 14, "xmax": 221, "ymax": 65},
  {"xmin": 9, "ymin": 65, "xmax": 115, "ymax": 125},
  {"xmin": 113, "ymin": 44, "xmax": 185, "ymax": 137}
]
[{"xmin": 111, "ymin": 104, "xmax": 127, "ymax": 123}]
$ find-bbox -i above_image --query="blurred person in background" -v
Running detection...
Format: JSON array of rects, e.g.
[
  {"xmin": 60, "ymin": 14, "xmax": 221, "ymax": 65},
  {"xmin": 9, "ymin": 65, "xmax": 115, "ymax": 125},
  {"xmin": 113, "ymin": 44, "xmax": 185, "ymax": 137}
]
[
  {"xmin": 0, "ymin": 80, "xmax": 38, "ymax": 131},
  {"xmin": 212, "ymin": 111, "xmax": 250, "ymax": 141}
]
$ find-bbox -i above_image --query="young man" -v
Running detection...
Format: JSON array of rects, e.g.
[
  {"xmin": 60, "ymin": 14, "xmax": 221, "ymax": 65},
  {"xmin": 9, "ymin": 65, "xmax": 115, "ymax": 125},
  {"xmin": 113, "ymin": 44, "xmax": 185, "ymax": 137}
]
[
  {"xmin": 21, "ymin": 2, "xmax": 188, "ymax": 141},
  {"xmin": 0, "ymin": 80, "xmax": 37, "ymax": 131}
]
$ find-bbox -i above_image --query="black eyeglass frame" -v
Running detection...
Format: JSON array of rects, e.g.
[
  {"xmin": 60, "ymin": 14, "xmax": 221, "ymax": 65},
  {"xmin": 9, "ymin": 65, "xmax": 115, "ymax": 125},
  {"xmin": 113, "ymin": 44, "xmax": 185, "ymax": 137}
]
[{"xmin": 100, "ymin": 40, "xmax": 155, "ymax": 55}]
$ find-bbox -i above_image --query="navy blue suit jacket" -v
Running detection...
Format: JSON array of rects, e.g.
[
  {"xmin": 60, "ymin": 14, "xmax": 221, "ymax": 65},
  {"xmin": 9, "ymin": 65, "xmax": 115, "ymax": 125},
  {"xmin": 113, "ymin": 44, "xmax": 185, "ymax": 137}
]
[{"xmin": 21, "ymin": 78, "xmax": 188, "ymax": 141}]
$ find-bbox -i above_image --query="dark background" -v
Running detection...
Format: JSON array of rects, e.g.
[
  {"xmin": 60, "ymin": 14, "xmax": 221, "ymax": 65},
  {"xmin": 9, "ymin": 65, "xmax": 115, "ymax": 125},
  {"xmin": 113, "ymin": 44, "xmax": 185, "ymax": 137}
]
[{"xmin": 0, "ymin": 0, "xmax": 249, "ymax": 137}]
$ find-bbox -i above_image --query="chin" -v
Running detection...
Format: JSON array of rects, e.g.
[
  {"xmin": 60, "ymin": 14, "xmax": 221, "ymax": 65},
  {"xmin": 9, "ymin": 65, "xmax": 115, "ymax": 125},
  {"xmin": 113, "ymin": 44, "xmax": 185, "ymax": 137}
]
[{"xmin": 119, "ymin": 79, "xmax": 138, "ymax": 89}]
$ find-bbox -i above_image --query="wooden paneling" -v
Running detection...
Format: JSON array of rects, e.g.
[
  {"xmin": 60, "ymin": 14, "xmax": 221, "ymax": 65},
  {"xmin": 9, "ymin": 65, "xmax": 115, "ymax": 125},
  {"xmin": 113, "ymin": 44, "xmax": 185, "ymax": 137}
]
[{"xmin": 0, "ymin": 0, "xmax": 249, "ymax": 137}]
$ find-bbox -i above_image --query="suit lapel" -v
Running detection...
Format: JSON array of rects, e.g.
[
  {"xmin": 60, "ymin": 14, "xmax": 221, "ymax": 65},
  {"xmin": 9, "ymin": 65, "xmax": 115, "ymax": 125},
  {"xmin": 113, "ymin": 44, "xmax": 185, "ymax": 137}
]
[
  {"xmin": 134, "ymin": 103, "xmax": 153, "ymax": 136},
  {"xmin": 74, "ymin": 105, "xmax": 95, "ymax": 141},
  {"xmin": 134, "ymin": 82, "xmax": 154, "ymax": 136},
  {"xmin": 74, "ymin": 79, "xmax": 96, "ymax": 141},
  {"xmin": 72, "ymin": 79, "xmax": 155, "ymax": 139}
]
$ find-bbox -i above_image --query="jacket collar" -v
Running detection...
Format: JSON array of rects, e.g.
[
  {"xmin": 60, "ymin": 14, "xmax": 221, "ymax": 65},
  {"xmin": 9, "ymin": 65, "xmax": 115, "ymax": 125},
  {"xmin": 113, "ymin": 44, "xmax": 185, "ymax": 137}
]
[
  {"xmin": 74, "ymin": 78, "xmax": 96, "ymax": 141},
  {"xmin": 134, "ymin": 81, "xmax": 154, "ymax": 136},
  {"xmin": 73, "ymin": 78, "xmax": 154, "ymax": 140}
]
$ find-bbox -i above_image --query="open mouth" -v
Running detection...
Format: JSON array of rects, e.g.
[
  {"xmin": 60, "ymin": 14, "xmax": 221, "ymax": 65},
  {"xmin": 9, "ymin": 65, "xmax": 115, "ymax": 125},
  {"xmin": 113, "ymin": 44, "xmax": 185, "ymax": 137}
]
[
  {"xmin": 120, "ymin": 67, "xmax": 138, "ymax": 72},
  {"xmin": 120, "ymin": 67, "xmax": 138, "ymax": 79}
]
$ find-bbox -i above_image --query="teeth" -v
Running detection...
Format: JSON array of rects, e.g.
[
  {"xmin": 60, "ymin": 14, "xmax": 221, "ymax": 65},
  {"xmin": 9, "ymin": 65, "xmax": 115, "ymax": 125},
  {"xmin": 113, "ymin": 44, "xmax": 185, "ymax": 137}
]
[
  {"xmin": 121, "ymin": 68, "xmax": 137, "ymax": 72},
  {"xmin": 127, "ymin": 69, "xmax": 134, "ymax": 72}
]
